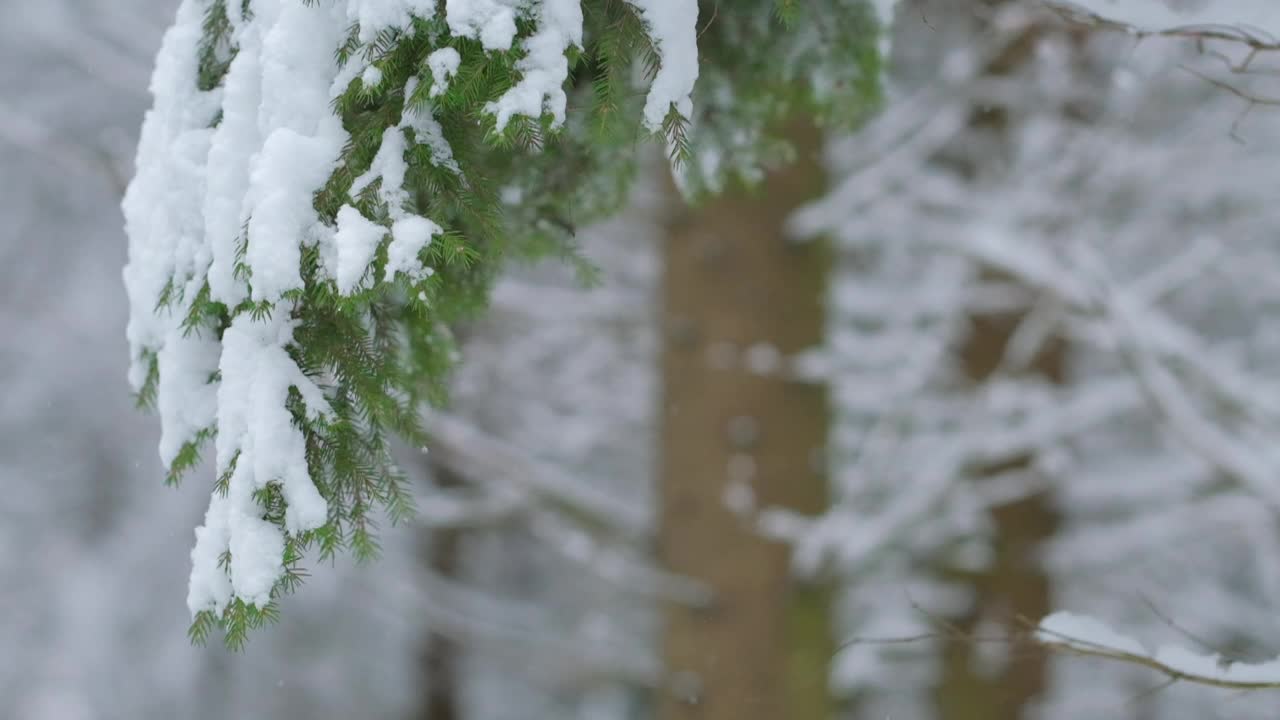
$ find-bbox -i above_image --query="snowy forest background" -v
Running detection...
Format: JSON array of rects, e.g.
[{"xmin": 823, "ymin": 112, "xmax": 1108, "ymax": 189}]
[{"xmin": 7, "ymin": 0, "xmax": 1280, "ymax": 718}]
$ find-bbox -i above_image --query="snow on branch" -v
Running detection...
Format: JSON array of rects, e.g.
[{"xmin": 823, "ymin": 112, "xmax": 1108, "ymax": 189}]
[
  {"xmin": 1038, "ymin": 612, "xmax": 1280, "ymax": 691},
  {"xmin": 126, "ymin": 0, "xmax": 702, "ymax": 641}
]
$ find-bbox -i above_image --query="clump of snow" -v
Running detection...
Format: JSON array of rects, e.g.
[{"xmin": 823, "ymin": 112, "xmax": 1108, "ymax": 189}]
[
  {"xmin": 187, "ymin": 310, "xmax": 332, "ymax": 614},
  {"xmin": 361, "ymin": 64, "xmax": 384, "ymax": 88},
  {"xmin": 349, "ymin": 127, "xmax": 409, "ymax": 210},
  {"xmin": 122, "ymin": 0, "xmax": 220, "ymax": 390},
  {"xmin": 245, "ymin": 126, "xmax": 345, "ymax": 301},
  {"xmin": 426, "ymin": 47, "xmax": 461, "ymax": 97},
  {"xmin": 332, "ymin": 205, "xmax": 387, "ymax": 294},
  {"xmin": 445, "ymin": 0, "xmax": 519, "ymax": 51},
  {"xmin": 387, "ymin": 216, "xmax": 442, "ymax": 281},
  {"xmin": 403, "ymin": 76, "xmax": 462, "ymax": 173},
  {"xmin": 243, "ymin": 1, "xmax": 349, "ymax": 302},
  {"xmin": 623, "ymin": 0, "xmax": 699, "ymax": 130},
  {"xmin": 155, "ymin": 333, "xmax": 220, "ymax": 466},
  {"xmin": 448, "ymin": 0, "xmax": 699, "ymax": 131},
  {"xmin": 203, "ymin": 17, "xmax": 261, "ymax": 308},
  {"xmin": 187, "ymin": 494, "xmax": 234, "ymax": 614},
  {"xmin": 485, "ymin": 0, "xmax": 583, "ymax": 130},
  {"xmin": 348, "ymin": 0, "xmax": 437, "ymax": 41}
]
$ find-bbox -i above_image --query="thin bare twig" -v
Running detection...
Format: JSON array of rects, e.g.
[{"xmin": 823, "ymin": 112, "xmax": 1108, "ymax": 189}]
[
  {"xmin": 1044, "ymin": 0, "xmax": 1280, "ymax": 141},
  {"xmin": 1043, "ymin": 2, "xmax": 1280, "ymax": 52},
  {"xmin": 1137, "ymin": 593, "xmax": 1230, "ymax": 659}
]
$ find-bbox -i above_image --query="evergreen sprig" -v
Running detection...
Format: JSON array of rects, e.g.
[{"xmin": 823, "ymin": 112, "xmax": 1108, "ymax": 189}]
[{"xmin": 144, "ymin": 0, "xmax": 882, "ymax": 646}]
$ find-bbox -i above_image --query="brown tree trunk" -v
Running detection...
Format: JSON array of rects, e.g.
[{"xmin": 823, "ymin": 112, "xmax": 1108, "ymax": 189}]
[
  {"xmin": 657, "ymin": 122, "xmax": 833, "ymax": 720},
  {"xmin": 928, "ymin": 2, "xmax": 1088, "ymax": 717},
  {"xmin": 934, "ymin": 304, "xmax": 1063, "ymax": 720},
  {"xmin": 416, "ymin": 465, "xmax": 463, "ymax": 720}
]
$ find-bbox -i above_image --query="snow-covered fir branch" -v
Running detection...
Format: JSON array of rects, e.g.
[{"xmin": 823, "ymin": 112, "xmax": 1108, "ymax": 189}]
[
  {"xmin": 124, "ymin": 0, "xmax": 704, "ymax": 644},
  {"xmin": 124, "ymin": 0, "xmax": 884, "ymax": 644}
]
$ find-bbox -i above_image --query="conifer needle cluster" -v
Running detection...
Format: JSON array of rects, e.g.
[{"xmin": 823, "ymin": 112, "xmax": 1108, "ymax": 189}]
[{"xmin": 123, "ymin": 0, "xmax": 881, "ymax": 647}]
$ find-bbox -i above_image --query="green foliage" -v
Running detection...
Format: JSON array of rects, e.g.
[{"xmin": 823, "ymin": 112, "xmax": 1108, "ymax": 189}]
[
  {"xmin": 164, "ymin": 0, "xmax": 882, "ymax": 646},
  {"xmin": 678, "ymin": 0, "xmax": 884, "ymax": 196}
]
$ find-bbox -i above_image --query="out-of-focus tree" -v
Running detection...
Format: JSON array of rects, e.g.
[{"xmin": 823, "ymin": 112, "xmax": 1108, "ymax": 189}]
[
  {"xmin": 657, "ymin": 121, "xmax": 835, "ymax": 720},
  {"xmin": 404, "ymin": 172, "xmax": 673, "ymax": 718},
  {"xmin": 795, "ymin": 2, "xmax": 1280, "ymax": 718}
]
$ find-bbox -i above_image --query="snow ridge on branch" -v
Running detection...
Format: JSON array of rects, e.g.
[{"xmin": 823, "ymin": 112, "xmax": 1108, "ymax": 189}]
[
  {"xmin": 1039, "ymin": 612, "xmax": 1280, "ymax": 690},
  {"xmin": 124, "ymin": 0, "xmax": 700, "ymax": 643}
]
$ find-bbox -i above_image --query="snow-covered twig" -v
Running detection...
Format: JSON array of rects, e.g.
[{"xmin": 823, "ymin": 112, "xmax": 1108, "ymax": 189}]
[{"xmin": 1038, "ymin": 612, "xmax": 1280, "ymax": 691}]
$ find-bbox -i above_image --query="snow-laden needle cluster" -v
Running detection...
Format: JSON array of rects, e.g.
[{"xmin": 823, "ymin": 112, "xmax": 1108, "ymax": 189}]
[
  {"xmin": 123, "ymin": 0, "xmax": 882, "ymax": 645},
  {"xmin": 123, "ymin": 0, "xmax": 698, "ymax": 645}
]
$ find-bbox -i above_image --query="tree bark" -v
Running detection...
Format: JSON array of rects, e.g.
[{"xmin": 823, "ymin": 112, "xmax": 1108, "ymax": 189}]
[
  {"xmin": 926, "ymin": 2, "xmax": 1088, "ymax": 716},
  {"xmin": 657, "ymin": 122, "xmax": 833, "ymax": 720},
  {"xmin": 416, "ymin": 465, "xmax": 463, "ymax": 720},
  {"xmin": 935, "ymin": 304, "xmax": 1063, "ymax": 720}
]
